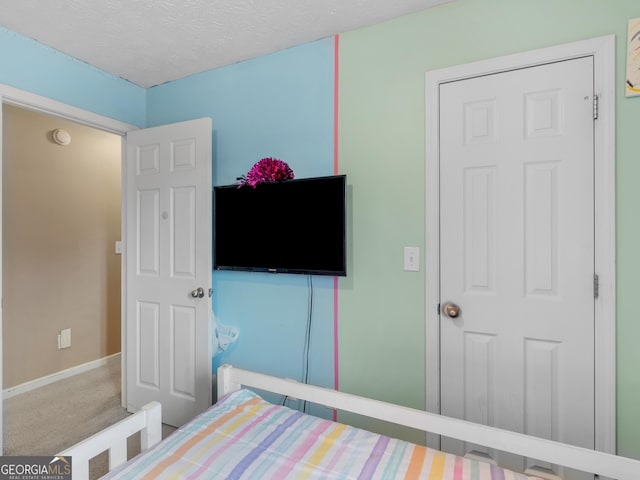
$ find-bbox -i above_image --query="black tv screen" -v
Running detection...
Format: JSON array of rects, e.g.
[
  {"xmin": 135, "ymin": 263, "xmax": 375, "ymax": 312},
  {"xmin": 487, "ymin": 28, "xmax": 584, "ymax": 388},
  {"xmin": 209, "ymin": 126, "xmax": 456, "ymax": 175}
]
[{"xmin": 213, "ymin": 175, "xmax": 346, "ymax": 276}]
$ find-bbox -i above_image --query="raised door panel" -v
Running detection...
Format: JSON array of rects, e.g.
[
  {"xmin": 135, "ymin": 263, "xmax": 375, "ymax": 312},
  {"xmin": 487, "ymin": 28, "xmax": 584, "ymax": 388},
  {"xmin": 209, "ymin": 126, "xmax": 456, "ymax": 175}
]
[{"xmin": 171, "ymin": 187, "xmax": 196, "ymax": 279}]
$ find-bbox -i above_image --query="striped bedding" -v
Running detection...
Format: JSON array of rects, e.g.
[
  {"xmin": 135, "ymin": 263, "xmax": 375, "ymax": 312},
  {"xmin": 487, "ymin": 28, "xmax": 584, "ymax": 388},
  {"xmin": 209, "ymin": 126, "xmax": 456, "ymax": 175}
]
[{"xmin": 105, "ymin": 389, "xmax": 542, "ymax": 479}]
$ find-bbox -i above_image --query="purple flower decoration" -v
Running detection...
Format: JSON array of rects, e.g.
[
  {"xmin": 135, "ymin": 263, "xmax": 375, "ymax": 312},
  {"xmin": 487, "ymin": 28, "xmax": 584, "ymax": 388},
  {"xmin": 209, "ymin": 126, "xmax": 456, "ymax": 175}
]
[{"xmin": 238, "ymin": 157, "xmax": 294, "ymax": 188}]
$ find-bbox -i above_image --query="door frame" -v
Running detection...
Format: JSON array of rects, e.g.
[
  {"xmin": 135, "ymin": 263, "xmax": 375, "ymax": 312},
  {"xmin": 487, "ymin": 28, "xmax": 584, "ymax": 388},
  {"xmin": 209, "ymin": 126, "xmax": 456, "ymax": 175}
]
[
  {"xmin": 0, "ymin": 84, "xmax": 138, "ymax": 453},
  {"xmin": 425, "ymin": 35, "xmax": 616, "ymax": 454}
]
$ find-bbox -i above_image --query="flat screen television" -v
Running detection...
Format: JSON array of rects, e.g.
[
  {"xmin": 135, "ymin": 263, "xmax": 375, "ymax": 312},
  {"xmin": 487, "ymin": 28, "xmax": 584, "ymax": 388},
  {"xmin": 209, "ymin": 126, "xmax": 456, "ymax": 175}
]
[{"xmin": 213, "ymin": 175, "xmax": 346, "ymax": 276}]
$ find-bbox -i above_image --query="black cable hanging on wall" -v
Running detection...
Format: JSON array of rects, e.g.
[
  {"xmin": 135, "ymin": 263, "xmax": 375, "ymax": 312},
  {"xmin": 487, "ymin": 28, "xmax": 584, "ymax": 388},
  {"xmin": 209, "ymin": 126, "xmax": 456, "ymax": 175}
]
[
  {"xmin": 281, "ymin": 274, "xmax": 314, "ymax": 411},
  {"xmin": 301, "ymin": 275, "xmax": 313, "ymax": 413}
]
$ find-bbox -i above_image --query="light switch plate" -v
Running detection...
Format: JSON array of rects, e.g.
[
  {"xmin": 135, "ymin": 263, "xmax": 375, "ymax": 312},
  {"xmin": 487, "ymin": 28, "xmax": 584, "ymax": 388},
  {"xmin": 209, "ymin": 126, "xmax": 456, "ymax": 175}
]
[{"xmin": 403, "ymin": 246, "xmax": 420, "ymax": 272}]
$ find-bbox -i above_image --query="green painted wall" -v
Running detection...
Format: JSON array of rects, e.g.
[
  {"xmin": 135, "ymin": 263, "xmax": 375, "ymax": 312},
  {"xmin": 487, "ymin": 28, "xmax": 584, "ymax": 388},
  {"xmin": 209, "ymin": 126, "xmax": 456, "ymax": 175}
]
[{"xmin": 338, "ymin": 0, "xmax": 640, "ymax": 458}]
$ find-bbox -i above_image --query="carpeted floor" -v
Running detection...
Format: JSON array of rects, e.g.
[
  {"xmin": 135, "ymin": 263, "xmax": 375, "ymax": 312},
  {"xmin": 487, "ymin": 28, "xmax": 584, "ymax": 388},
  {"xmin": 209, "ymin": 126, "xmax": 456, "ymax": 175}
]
[{"xmin": 4, "ymin": 356, "xmax": 175, "ymax": 479}]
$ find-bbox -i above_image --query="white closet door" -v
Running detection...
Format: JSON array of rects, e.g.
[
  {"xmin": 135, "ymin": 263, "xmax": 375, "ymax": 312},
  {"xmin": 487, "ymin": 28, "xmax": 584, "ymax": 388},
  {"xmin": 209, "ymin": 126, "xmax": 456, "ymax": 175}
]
[{"xmin": 439, "ymin": 57, "xmax": 595, "ymax": 480}]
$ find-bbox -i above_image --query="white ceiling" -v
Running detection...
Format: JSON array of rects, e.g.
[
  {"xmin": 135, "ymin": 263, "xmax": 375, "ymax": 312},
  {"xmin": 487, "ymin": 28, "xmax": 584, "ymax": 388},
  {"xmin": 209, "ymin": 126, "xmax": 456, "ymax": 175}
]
[{"xmin": 0, "ymin": 0, "xmax": 452, "ymax": 88}]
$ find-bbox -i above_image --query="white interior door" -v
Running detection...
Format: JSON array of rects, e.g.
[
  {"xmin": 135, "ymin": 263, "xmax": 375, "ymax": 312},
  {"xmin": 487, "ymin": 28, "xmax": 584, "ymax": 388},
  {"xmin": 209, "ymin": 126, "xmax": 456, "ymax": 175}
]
[
  {"xmin": 126, "ymin": 118, "xmax": 212, "ymax": 427},
  {"xmin": 439, "ymin": 57, "xmax": 595, "ymax": 480}
]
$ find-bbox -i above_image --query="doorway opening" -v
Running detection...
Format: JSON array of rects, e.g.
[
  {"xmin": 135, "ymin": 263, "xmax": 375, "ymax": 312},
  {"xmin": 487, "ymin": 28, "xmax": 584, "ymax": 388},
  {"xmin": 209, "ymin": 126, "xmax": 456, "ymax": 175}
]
[{"xmin": 2, "ymin": 103, "xmax": 123, "ymax": 454}]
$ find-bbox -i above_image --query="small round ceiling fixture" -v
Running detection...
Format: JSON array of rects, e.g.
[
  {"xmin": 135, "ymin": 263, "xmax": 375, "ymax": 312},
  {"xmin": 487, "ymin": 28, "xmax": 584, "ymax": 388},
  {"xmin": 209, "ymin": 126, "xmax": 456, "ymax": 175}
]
[{"xmin": 52, "ymin": 128, "xmax": 71, "ymax": 146}]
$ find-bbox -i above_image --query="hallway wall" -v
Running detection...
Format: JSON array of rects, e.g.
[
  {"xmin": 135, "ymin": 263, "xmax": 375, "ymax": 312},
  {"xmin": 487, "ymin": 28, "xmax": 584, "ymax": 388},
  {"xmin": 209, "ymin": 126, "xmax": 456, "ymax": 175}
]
[{"xmin": 3, "ymin": 105, "xmax": 122, "ymax": 388}]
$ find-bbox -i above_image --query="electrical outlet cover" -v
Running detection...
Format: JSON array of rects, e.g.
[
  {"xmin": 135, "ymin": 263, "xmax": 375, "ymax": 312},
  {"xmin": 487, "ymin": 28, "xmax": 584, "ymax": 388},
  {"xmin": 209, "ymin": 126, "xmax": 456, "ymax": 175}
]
[{"xmin": 60, "ymin": 328, "xmax": 71, "ymax": 348}]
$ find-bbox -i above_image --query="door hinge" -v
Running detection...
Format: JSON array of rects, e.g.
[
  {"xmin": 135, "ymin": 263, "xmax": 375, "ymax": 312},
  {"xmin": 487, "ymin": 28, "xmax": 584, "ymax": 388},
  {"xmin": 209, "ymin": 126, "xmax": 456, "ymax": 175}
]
[
  {"xmin": 593, "ymin": 94, "xmax": 599, "ymax": 120},
  {"xmin": 594, "ymin": 274, "xmax": 599, "ymax": 299}
]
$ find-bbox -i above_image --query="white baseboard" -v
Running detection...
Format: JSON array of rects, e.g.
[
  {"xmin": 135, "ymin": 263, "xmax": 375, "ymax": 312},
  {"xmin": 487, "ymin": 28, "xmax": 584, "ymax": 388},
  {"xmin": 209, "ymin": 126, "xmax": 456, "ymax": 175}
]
[{"xmin": 3, "ymin": 352, "xmax": 121, "ymax": 399}]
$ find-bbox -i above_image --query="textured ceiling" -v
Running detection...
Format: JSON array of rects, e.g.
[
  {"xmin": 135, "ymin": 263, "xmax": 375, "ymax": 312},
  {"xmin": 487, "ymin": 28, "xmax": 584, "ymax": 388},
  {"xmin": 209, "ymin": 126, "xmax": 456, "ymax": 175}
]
[{"xmin": 0, "ymin": 0, "xmax": 452, "ymax": 88}]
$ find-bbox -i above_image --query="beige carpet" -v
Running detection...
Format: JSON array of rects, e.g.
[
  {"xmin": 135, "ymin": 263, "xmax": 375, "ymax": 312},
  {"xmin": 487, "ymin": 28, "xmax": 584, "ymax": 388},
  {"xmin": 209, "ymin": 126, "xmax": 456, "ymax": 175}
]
[{"xmin": 4, "ymin": 356, "xmax": 175, "ymax": 479}]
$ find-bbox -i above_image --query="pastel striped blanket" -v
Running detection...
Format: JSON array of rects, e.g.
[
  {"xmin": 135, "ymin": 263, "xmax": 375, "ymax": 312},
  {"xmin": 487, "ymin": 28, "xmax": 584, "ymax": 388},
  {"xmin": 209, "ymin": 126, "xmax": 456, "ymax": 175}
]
[{"xmin": 105, "ymin": 389, "xmax": 541, "ymax": 479}]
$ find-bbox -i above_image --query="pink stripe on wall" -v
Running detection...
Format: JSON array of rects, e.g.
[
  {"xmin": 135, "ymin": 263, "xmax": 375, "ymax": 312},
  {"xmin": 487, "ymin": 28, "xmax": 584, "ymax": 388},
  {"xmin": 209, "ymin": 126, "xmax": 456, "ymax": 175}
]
[
  {"xmin": 333, "ymin": 34, "xmax": 340, "ymax": 177},
  {"xmin": 333, "ymin": 276, "xmax": 339, "ymax": 384},
  {"xmin": 333, "ymin": 35, "xmax": 340, "ymax": 422}
]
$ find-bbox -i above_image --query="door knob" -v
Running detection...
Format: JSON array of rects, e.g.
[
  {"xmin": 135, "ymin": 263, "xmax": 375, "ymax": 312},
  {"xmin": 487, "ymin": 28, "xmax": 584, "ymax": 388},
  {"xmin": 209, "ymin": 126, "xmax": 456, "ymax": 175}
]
[
  {"xmin": 442, "ymin": 302, "xmax": 461, "ymax": 318},
  {"xmin": 191, "ymin": 287, "xmax": 205, "ymax": 298}
]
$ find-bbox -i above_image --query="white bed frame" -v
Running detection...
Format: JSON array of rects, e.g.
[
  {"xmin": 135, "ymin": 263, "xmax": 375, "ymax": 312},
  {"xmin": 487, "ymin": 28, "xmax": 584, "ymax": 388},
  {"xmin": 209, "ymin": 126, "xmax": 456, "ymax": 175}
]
[
  {"xmin": 58, "ymin": 401, "xmax": 162, "ymax": 480},
  {"xmin": 61, "ymin": 364, "xmax": 640, "ymax": 480}
]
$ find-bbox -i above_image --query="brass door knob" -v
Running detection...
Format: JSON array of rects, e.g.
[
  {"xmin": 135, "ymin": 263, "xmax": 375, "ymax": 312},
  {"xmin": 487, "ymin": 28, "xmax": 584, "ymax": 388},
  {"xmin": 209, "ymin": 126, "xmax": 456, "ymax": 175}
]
[{"xmin": 442, "ymin": 303, "xmax": 461, "ymax": 318}]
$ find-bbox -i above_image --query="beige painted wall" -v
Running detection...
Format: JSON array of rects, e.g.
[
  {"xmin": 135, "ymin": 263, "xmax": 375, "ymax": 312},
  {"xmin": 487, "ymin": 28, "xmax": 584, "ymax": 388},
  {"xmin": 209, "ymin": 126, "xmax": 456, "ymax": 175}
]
[{"xmin": 2, "ymin": 104, "xmax": 121, "ymax": 388}]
